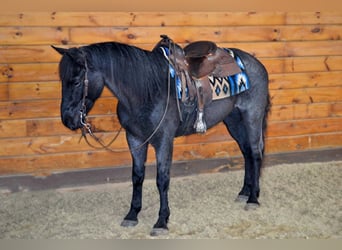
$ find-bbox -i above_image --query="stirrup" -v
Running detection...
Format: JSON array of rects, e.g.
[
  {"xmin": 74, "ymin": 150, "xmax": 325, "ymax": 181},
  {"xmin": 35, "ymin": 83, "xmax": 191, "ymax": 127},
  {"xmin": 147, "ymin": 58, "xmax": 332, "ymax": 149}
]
[{"xmin": 194, "ymin": 111, "xmax": 207, "ymax": 133}]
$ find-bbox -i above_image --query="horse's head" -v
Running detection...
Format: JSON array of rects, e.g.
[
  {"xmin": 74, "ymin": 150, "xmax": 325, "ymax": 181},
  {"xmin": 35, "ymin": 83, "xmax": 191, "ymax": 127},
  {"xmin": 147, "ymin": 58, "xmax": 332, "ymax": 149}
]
[{"xmin": 52, "ymin": 46, "xmax": 105, "ymax": 130}]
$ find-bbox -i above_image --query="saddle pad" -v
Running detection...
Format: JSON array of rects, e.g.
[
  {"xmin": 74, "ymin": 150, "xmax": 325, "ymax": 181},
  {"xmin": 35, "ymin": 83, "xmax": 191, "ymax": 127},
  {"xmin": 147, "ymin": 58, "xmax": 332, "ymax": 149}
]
[
  {"xmin": 209, "ymin": 48, "xmax": 250, "ymax": 100},
  {"xmin": 160, "ymin": 47, "xmax": 250, "ymax": 100}
]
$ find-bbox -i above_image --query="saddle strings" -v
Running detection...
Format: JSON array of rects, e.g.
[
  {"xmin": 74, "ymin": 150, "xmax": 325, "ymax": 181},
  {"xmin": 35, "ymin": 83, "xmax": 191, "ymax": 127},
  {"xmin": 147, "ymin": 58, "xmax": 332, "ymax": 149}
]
[
  {"xmin": 171, "ymin": 40, "xmax": 184, "ymax": 122},
  {"xmin": 78, "ymin": 44, "xmax": 172, "ymax": 152}
]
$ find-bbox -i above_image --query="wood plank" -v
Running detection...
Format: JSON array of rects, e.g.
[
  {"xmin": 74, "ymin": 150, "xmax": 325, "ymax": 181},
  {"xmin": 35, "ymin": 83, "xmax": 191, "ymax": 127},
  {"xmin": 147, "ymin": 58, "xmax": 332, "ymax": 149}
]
[
  {"xmin": 8, "ymin": 82, "xmax": 61, "ymax": 100},
  {"xmin": 0, "ymin": 97, "xmax": 118, "ymax": 120},
  {"xmin": 285, "ymin": 12, "xmax": 342, "ymax": 25},
  {"xmin": 269, "ymin": 71, "xmax": 342, "ymax": 90},
  {"xmin": 0, "ymin": 119, "xmax": 27, "ymax": 137},
  {"xmin": 4, "ymin": 44, "xmax": 342, "ymax": 64},
  {"xmin": 0, "ymin": 115, "xmax": 120, "ymax": 138},
  {"xmin": 0, "ymin": 45, "xmax": 62, "ymax": 63},
  {"xmin": 2, "ymin": 55, "xmax": 341, "ymax": 84},
  {"xmin": 259, "ymin": 42, "xmax": 342, "ymax": 66},
  {"xmin": 69, "ymin": 26, "xmax": 342, "ymax": 45},
  {"xmin": 5, "ymin": 82, "xmax": 114, "ymax": 101},
  {"xmin": 0, "ymin": 133, "xmax": 127, "ymax": 157},
  {"xmin": 1, "ymin": 92, "xmax": 340, "ymax": 122},
  {"xmin": 270, "ymin": 87, "xmax": 342, "ymax": 105},
  {"xmin": 0, "ymin": 132, "xmax": 340, "ymax": 176},
  {"xmin": 2, "ymin": 116, "xmax": 341, "ymax": 157},
  {"xmin": 2, "ymin": 12, "xmax": 341, "ymax": 27},
  {"xmin": 190, "ymin": 117, "xmax": 342, "ymax": 139},
  {"xmin": 69, "ymin": 26, "xmax": 276, "ymax": 45},
  {"xmin": 289, "ymin": 53, "xmax": 342, "ymax": 72},
  {"xmin": 0, "ymin": 99, "xmax": 60, "ymax": 119},
  {"xmin": 269, "ymin": 102, "xmax": 342, "ymax": 121},
  {"xmin": 0, "ymin": 83, "xmax": 9, "ymax": 100},
  {"xmin": 0, "ymin": 126, "xmax": 234, "ymax": 157},
  {"xmin": 0, "ymin": 150, "xmax": 134, "ymax": 176},
  {"xmin": 0, "ymin": 12, "xmax": 289, "ymax": 27},
  {"xmin": 310, "ymin": 132, "xmax": 342, "ymax": 148},
  {"xmin": 177, "ymin": 117, "xmax": 342, "ymax": 141},
  {"xmin": 6, "ymin": 71, "xmax": 342, "ymax": 101},
  {"xmin": 1, "ymin": 102, "xmax": 341, "ymax": 138},
  {"xmin": 0, "ymin": 63, "xmax": 58, "ymax": 83},
  {"xmin": 266, "ymin": 133, "xmax": 342, "ymax": 153},
  {"xmin": 261, "ymin": 56, "xmax": 342, "ymax": 74},
  {"xmin": 266, "ymin": 117, "xmax": 342, "ymax": 137},
  {"xmin": 284, "ymin": 40, "xmax": 342, "ymax": 57},
  {"xmin": 279, "ymin": 25, "xmax": 342, "ymax": 41},
  {"xmin": 3, "ymin": 45, "xmax": 342, "ymax": 69},
  {"xmin": 0, "ymin": 27, "xmax": 70, "ymax": 45},
  {"xmin": 26, "ymin": 115, "xmax": 120, "ymax": 137}
]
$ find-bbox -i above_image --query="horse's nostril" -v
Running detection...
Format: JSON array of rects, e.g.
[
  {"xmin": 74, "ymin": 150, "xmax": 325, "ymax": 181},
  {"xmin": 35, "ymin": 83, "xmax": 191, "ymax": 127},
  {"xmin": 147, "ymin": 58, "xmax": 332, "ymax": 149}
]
[
  {"xmin": 70, "ymin": 126, "xmax": 79, "ymax": 131},
  {"xmin": 62, "ymin": 113, "xmax": 80, "ymax": 131}
]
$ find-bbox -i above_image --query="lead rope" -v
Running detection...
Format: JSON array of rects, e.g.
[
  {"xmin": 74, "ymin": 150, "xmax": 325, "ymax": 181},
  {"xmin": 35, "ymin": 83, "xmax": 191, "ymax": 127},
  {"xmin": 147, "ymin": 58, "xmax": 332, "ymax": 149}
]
[{"xmin": 79, "ymin": 45, "xmax": 172, "ymax": 152}]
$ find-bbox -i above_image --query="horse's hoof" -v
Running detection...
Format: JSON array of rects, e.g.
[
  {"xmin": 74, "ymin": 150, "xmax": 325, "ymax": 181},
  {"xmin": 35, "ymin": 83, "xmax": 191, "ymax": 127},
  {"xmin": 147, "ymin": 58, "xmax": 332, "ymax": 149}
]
[
  {"xmin": 150, "ymin": 228, "xmax": 169, "ymax": 237},
  {"xmin": 121, "ymin": 219, "xmax": 138, "ymax": 227},
  {"xmin": 235, "ymin": 195, "xmax": 249, "ymax": 203},
  {"xmin": 244, "ymin": 203, "xmax": 260, "ymax": 211}
]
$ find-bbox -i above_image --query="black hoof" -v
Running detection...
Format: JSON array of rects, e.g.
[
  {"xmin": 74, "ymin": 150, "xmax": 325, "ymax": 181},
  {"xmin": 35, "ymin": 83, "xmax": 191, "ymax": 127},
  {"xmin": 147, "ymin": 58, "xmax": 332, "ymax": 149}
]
[
  {"xmin": 150, "ymin": 228, "xmax": 169, "ymax": 236},
  {"xmin": 121, "ymin": 219, "xmax": 138, "ymax": 227},
  {"xmin": 235, "ymin": 195, "xmax": 249, "ymax": 203},
  {"xmin": 244, "ymin": 203, "xmax": 260, "ymax": 211}
]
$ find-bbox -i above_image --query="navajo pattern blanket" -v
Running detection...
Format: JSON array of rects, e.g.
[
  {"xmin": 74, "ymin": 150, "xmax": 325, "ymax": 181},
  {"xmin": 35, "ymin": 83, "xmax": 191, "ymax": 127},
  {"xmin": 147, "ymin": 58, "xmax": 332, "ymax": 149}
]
[{"xmin": 160, "ymin": 47, "xmax": 250, "ymax": 101}]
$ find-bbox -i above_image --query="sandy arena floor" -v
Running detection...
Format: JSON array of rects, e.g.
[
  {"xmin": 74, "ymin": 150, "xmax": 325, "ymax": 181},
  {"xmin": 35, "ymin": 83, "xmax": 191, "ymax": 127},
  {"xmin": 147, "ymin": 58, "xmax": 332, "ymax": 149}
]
[{"xmin": 0, "ymin": 161, "xmax": 341, "ymax": 239}]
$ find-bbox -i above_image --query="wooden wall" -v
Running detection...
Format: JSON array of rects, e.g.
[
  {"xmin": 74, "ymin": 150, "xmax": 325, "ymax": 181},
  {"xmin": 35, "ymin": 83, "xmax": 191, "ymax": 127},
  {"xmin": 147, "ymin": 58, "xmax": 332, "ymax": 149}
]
[{"xmin": 0, "ymin": 12, "xmax": 341, "ymax": 176}]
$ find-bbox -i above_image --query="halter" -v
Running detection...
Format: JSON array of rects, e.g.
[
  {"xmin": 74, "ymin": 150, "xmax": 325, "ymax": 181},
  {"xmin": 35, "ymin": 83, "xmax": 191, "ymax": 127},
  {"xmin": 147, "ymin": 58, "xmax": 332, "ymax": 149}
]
[{"xmin": 78, "ymin": 45, "xmax": 172, "ymax": 152}]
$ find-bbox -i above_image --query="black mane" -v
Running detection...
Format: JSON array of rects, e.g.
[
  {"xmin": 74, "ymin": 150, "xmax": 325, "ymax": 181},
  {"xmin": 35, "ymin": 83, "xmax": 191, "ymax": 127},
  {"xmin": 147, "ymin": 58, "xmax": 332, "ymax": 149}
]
[{"xmin": 82, "ymin": 42, "xmax": 170, "ymax": 105}]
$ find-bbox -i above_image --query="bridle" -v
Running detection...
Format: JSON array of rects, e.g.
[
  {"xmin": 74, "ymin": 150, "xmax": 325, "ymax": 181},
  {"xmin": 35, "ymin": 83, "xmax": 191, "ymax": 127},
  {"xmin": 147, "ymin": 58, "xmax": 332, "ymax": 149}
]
[
  {"xmin": 78, "ymin": 54, "xmax": 122, "ymax": 151},
  {"xmin": 78, "ymin": 44, "xmax": 173, "ymax": 152}
]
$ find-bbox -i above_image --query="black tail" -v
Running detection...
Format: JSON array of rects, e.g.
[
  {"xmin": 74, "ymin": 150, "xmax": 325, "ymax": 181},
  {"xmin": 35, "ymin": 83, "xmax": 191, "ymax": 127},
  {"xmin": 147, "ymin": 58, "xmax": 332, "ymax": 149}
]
[{"xmin": 262, "ymin": 93, "xmax": 271, "ymax": 156}]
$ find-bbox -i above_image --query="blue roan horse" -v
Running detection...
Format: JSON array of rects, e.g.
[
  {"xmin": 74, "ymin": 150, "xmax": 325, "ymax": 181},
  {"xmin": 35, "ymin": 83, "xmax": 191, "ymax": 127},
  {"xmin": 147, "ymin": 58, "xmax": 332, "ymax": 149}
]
[{"xmin": 52, "ymin": 36, "xmax": 270, "ymax": 236}]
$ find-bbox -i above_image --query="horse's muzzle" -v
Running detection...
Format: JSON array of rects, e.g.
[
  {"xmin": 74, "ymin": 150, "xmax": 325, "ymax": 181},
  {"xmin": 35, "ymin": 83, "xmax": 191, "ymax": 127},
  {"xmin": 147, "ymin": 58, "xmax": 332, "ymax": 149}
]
[{"xmin": 61, "ymin": 110, "xmax": 82, "ymax": 131}]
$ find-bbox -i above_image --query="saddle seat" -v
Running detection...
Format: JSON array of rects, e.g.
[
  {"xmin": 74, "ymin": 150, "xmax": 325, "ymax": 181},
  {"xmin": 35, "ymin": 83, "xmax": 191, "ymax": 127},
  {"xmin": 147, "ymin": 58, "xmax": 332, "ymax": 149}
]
[
  {"xmin": 184, "ymin": 41, "xmax": 241, "ymax": 79},
  {"xmin": 184, "ymin": 40, "xmax": 217, "ymax": 58}
]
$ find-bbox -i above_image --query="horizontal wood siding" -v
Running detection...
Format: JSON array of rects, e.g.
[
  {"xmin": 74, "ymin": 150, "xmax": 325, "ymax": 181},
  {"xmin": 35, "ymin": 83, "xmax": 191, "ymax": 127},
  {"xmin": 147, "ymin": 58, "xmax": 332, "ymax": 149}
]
[{"xmin": 0, "ymin": 12, "xmax": 341, "ymax": 176}]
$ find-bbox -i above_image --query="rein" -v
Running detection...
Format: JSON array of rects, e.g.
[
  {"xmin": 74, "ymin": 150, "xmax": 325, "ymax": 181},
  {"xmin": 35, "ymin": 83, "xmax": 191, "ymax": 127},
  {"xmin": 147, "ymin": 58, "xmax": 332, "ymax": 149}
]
[{"xmin": 78, "ymin": 46, "xmax": 172, "ymax": 152}]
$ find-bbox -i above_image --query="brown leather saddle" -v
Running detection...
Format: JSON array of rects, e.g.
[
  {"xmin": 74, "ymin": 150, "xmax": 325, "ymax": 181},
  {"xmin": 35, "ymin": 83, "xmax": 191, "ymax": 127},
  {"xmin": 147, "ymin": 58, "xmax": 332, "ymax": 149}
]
[
  {"xmin": 184, "ymin": 41, "xmax": 241, "ymax": 79},
  {"xmin": 155, "ymin": 36, "xmax": 241, "ymax": 133}
]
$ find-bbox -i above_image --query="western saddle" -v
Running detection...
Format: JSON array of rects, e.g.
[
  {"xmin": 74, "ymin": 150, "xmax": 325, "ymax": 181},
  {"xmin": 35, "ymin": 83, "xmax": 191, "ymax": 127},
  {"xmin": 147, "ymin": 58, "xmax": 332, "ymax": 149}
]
[{"xmin": 156, "ymin": 35, "xmax": 241, "ymax": 133}]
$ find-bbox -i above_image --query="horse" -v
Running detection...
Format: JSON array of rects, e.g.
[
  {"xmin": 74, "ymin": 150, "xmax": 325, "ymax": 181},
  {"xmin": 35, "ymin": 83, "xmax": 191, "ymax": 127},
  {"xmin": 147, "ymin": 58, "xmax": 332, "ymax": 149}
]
[{"xmin": 52, "ymin": 36, "xmax": 270, "ymax": 236}]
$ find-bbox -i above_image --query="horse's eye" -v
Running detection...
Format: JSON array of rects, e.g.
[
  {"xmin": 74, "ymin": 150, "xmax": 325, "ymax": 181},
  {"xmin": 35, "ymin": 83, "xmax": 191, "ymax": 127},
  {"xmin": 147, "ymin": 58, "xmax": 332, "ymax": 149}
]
[{"xmin": 75, "ymin": 81, "xmax": 82, "ymax": 87}]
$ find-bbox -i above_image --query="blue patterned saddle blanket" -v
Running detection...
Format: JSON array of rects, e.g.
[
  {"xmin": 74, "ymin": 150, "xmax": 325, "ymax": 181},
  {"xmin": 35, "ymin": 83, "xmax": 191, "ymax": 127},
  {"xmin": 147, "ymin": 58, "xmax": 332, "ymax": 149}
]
[{"xmin": 161, "ymin": 47, "xmax": 250, "ymax": 100}]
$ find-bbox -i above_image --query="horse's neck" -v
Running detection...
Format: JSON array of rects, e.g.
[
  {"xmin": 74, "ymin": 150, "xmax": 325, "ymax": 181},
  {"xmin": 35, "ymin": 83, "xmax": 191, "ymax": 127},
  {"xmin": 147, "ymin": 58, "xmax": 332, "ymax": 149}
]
[{"xmin": 102, "ymin": 48, "xmax": 167, "ymax": 110}]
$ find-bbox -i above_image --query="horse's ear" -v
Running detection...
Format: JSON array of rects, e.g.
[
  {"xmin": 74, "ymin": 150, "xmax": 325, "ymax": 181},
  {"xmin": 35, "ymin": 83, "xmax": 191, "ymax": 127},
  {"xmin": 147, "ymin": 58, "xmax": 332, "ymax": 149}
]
[
  {"xmin": 66, "ymin": 48, "xmax": 86, "ymax": 67},
  {"xmin": 51, "ymin": 45, "xmax": 68, "ymax": 55},
  {"xmin": 52, "ymin": 45, "xmax": 85, "ymax": 67}
]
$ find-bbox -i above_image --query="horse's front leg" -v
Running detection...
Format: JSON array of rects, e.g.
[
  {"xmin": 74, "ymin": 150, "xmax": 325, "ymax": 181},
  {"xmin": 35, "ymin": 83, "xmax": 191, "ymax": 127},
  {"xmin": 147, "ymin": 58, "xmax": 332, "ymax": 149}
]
[
  {"xmin": 121, "ymin": 133, "xmax": 148, "ymax": 227},
  {"xmin": 150, "ymin": 137, "xmax": 174, "ymax": 236}
]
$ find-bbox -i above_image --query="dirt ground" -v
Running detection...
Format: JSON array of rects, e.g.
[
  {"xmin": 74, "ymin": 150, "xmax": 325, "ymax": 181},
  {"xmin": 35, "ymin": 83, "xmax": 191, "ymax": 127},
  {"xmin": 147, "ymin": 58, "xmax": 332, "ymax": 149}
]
[{"xmin": 0, "ymin": 161, "xmax": 341, "ymax": 239}]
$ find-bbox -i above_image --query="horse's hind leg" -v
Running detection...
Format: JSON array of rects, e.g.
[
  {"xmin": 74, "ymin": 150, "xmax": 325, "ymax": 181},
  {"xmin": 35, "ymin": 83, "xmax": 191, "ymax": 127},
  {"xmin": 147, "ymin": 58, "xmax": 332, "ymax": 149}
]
[
  {"xmin": 224, "ymin": 107, "xmax": 265, "ymax": 209},
  {"xmin": 121, "ymin": 133, "xmax": 148, "ymax": 227}
]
